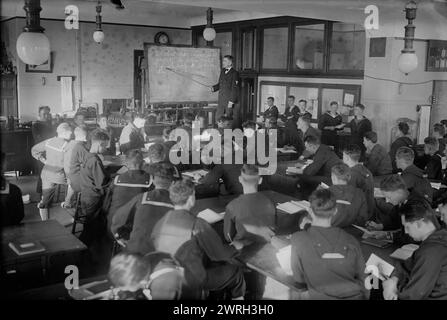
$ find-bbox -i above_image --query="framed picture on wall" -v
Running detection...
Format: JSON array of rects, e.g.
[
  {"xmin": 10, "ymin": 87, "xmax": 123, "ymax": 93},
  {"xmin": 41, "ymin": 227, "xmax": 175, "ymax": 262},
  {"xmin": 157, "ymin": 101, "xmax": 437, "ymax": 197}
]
[{"xmin": 25, "ymin": 52, "xmax": 53, "ymax": 73}]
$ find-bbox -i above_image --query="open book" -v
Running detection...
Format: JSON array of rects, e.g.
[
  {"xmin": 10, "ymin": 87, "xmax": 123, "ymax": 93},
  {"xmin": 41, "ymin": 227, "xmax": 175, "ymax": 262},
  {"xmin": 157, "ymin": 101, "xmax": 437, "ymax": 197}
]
[
  {"xmin": 276, "ymin": 147, "xmax": 297, "ymax": 154},
  {"xmin": 365, "ymin": 253, "xmax": 395, "ymax": 280},
  {"xmin": 276, "ymin": 245, "xmax": 293, "ymax": 276},
  {"xmin": 197, "ymin": 209, "xmax": 225, "ymax": 224},
  {"xmin": 286, "ymin": 167, "xmax": 303, "ymax": 175},
  {"xmin": 390, "ymin": 244, "xmax": 419, "ymax": 260},
  {"xmin": 352, "ymin": 224, "xmax": 395, "ymax": 242},
  {"xmin": 374, "ymin": 188, "xmax": 385, "ymax": 198},
  {"xmin": 276, "ymin": 200, "xmax": 310, "ymax": 214},
  {"xmin": 182, "ymin": 169, "xmax": 208, "ymax": 182}
]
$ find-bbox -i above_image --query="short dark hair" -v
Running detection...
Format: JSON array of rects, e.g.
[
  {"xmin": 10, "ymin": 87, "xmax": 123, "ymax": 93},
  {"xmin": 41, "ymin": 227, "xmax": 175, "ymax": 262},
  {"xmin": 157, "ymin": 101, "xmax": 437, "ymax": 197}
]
[
  {"xmin": 38, "ymin": 106, "xmax": 48, "ymax": 114},
  {"xmin": 288, "ymin": 95, "xmax": 295, "ymax": 100},
  {"xmin": 125, "ymin": 149, "xmax": 144, "ymax": 169},
  {"xmin": 396, "ymin": 146, "xmax": 414, "ymax": 163},
  {"xmin": 267, "ymin": 96, "xmax": 274, "ymax": 102},
  {"xmin": 309, "ymin": 189, "xmax": 337, "ymax": 219},
  {"xmin": 150, "ymin": 163, "xmax": 176, "ymax": 188},
  {"xmin": 304, "ymin": 135, "xmax": 320, "ymax": 146},
  {"xmin": 169, "ymin": 179, "xmax": 195, "ymax": 206},
  {"xmin": 364, "ymin": 131, "xmax": 378, "ymax": 143},
  {"xmin": 331, "ymin": 163, "xmax": 351, "ymax": 182},
  {"xmin": 434, "ymin": 123, "xmax": 446, "ymax": 136},
  {"xmin": 330, "ymin": 101, "xmax": 338, "ymax": 106},
  {"xmin": 355, "ymin": 103, "xmax": 365, "ymax": 110},
  {"xmin": 424, "ymin": 136, "xmax": 439, "ymax": 149},
  {"xmin": 218, "ymin": 116, "xmax": 232, "ymax": 124},
  {"xmin": 223, "ymin": 55, "xmax": 234, "ymax": 63},
  {"xmin": 343, "ymin": 144, "xmax": 361, "ymax": 162},
  {"xmin": 299, "ymin": 114, "xmax": 311, "ymax": 124},
  {"xmin": 162, "ymin": 126, "xmax": 174, "ymax": 139},
  {"xmin": 109, "ymin": 252, "xmax": 148, "ymax": 289},
  {"xmin": 148, "ymin": 143, "xmax": 166, "ymax": 163},
  {"xmin": 380, "ymin": 175, "xmax": 407, "ymax": 192},
  {"xmin": 242, "ymin": 120, "xmax": 256, "ymax": 129},
  {"xmin": 240, "ymin": 164, "xmax": 260, "ymax": 184},
  {"xmin": 398, "ymin": 122, "xmax": 410, "ymax": 135},
  {"xmin": 441, "ymin": 119, "xmax": 447, "ymax": 126},
  {"xmin": 298, "ymin": 99, "xmax": 307, "ymax": 104},
  {"xmin": 90, "ymin": 129, "xmax": 110, "ymax": 142},
  {"xmin": 400, "ymin": 203, "xmax": 438, "ymax": 225}
]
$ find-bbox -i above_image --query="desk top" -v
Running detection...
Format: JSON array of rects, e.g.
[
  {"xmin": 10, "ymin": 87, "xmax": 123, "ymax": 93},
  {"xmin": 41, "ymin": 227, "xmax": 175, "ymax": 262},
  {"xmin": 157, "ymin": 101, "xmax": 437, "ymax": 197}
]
[{"xmin": 1, "ymin": 220, "xmax": 87, "ymax": 265}]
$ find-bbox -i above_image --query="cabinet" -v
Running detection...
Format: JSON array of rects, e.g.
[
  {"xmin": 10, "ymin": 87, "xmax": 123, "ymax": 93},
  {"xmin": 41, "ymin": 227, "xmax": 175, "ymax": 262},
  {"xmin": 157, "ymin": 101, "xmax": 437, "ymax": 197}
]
[{"xmin": 0, "ymin": 74, "xmax": 18, "ymax": 117}]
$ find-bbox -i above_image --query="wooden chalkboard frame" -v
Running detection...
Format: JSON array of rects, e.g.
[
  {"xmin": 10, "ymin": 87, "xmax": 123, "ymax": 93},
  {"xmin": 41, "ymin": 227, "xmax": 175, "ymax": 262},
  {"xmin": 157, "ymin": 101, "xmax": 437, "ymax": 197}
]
[{"xmin": 143, "ymin": 43, "xmax": 221, "ymax": 105}]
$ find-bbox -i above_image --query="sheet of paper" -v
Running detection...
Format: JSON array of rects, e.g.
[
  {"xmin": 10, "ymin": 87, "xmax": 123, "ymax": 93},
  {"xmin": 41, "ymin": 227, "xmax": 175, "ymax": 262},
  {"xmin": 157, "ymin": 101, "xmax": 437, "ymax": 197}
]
[
  {"xmin": 291, "ymin": 200, "xmax": 311, "ymax": 211},
  {"xmin": 365, "ymin": 253, "xmax": 395, "ymax": 279},
  {"xmin": 374, "ymin": 188, "xmax": 385, "ymax": 198},
  {"xmin": 197, "ymin": 209, "xmax": 225, "ymax": 224},
  {"xmin": 390, "ymin": 244, "xmax": 419, "ymax": 260},
  {"xmin": 276, "ymin": 148, "xmax": 297, "ymax": 154},
  {"xmin": 276, "ymin": 245, "xmax": 293, "ymax": 276},
  {"xmin": 430, "ymin": 182, "xmax": 442, "ymax": 190},
  {"xmin": 320, "ymin": 182, "xmax": 330, "ymax": 189},
  {"xmin": 286, "ymin": 167, "xmax": 303, "ymax": 175},
  {"xmin": 276, "ymin": 202, "xmax": 303, "ymax": 214}
]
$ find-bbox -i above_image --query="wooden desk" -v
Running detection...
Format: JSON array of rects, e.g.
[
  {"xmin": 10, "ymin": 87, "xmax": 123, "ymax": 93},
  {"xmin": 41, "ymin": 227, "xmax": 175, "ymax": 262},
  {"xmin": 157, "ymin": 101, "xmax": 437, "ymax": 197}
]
[{"xmin": 1, "ymin": 220, "xmax": 87, "ymax": 290}]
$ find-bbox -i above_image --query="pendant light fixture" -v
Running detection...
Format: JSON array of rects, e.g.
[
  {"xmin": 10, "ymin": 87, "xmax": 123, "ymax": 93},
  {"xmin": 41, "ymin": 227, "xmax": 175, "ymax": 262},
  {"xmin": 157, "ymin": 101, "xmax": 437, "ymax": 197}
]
[
  {"xmin": 16, "ymin": 0, "xmax": 50, "ymax": 66},
  {"xmin": 93, "ymin": 1, "xmax": 105, "ymax": 44},
  {"xmin": 203, "ymin": 8, "xmax": 216, "ymax": 42},
  {"xmin": 397, "ymin": 1, "xmax": 418, "ymax": 75}
]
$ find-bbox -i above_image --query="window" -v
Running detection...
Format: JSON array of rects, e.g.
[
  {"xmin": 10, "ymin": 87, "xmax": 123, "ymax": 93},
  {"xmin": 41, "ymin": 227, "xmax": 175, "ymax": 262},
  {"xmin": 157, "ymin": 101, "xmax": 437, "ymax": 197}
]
[
  {"xmin": 293, "ymin": 24, "xmax": 325, "ymax": 71},
  {"xmin": 329, "ymin": 23, "xmax": 365, "ymax": 71},
  {"xmin": 213, "ymin": 31, "xmax": 232, "ymax": 58},
  {"xmin": 262, "ymin": 27, "xmax": 288, "ymax": 70},
  {"xmin": 241, "ymin": 28, "xmax": 256, "ymax": 70},
  {"xmin": 289, "ymin": 86, "xmax": 319, "ymax": 119},
  {"xmin": 259, "ymin": 84, "xmax": 286, "ymax": 114}
]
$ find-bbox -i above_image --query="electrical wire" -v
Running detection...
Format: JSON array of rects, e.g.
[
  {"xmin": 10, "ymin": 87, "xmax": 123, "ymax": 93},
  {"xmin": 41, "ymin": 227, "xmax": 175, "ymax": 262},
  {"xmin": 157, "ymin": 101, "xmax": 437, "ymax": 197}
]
[{"xmin": 364, "ymin": 74, "xmax": 434, "ymax": 85}]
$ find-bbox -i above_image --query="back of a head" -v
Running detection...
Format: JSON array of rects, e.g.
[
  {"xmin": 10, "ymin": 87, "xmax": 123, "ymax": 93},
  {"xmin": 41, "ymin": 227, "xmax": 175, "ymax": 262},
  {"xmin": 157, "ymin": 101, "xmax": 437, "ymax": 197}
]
[
  {"xmin": 240, "ymin": 164, "xmax": 260, "ymax": 185},
  {"xmin": 355, "ymin": 103, "xmax": 365, "ymax": 111},
  {"xmin": 424, "ymin": 136, "xmax": 439, "ymax": 151},
  {"xmin": 309, "ymin": 189, "xmax": 337, "ymax": 219},
  {"xmin": 434, "ymin": 123, "xmax": 446, "ymax": 137},
  {"xmin": 400, "ymin": 203, "xmax": 437, "ymax": 226},
  {"xmin": 304, "ymin": 135, "xmax": 320, "ymax": 147},
  {"xmin": 331, "ymin": 163, "xmax": 351, "ymax": 182},
  {"xmin": 56, "ymin": 122, "xmax": 72, "ymax": 136},
  {"xmin": 364, "ymin": 131, "xmax": 378, "ymax": 143},
  {"xmin": 441, "ymin": 119, "xmax": 447, "ymax": 127},
  {"xmin": 343, "ymin": 144, "xmax": 361, "ymax": 162},
  {"xmin": 125, "ymin": 149, "xmax": 144, "ymax": 170},
  {"xmin": 109, "ymin": 252, "xmax": 147, "ymax": 290},
  {"xmin": 380, "ymin": 174, "xmax": 407, "ymax": 192},
  {"xmin": 398, "ymin": 122, "xmax": 410, "ymax": 135},
  {"xmin": 74, "ymin": 126, "xmax": 87, "ymax": 141},
  {"xmin": 90, "ymin": 128, "xmax": 110, "ymax": 143},
  {"xmin": 396, "ymin": 146, "xmax": 414, "ymax": 164},
  {"xmin": 148, "ymin": 143, "xmax": 166, "ymax": 163},
  {"xmin": 300, "ymin": 114, "xmax": 311, "ymax": 124},
  {"xmin": 242, "ymin": 120, "xmax": 256, "ymax": 130},
  {"xmin": 150, "ymin": 162, "xmax": 175, "ymax": 189},
  {"xmin": 169, "ymin": 179, "xmax": 195, "ymax": 206}
]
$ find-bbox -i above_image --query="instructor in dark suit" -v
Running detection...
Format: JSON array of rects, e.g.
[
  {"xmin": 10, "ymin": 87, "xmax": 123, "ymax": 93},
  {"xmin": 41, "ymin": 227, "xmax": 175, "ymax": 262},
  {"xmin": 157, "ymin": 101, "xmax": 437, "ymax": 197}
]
[{"xmin": 212, "ymin": 55, "xmax": 239, "ymax": 128}]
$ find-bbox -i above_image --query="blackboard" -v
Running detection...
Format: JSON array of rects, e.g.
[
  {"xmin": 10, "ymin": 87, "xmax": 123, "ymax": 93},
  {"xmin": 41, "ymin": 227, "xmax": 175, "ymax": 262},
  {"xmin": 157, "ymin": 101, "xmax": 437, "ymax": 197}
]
[{"xmin": 145, "ymin": 44, "xmax": 220, "ymax": 103}]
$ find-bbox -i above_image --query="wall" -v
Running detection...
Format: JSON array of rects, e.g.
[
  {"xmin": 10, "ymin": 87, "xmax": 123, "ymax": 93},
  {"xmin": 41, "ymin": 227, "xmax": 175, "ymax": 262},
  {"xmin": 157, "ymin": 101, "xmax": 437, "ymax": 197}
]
[{"xmin": 4, "ymin": 18, "xmax": 191, "ymax": 121}]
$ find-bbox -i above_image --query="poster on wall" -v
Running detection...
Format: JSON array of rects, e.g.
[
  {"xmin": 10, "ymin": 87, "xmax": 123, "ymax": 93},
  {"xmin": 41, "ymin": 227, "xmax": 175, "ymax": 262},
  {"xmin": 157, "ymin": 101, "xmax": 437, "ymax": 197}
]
[{"xmin": 25, "ymin": 52, "xmax": 53, "ymax": 73}]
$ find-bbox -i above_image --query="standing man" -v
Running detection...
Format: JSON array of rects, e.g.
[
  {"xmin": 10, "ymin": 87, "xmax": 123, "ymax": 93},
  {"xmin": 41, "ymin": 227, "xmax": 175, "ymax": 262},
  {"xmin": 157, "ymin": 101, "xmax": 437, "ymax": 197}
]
[
  {"xmin": 346, "ymin": 103, "xmax": 372, "ymax": 158},
  {"xmin": 212, "ymin": 55, "xmax": 239, "ymax": 128}
]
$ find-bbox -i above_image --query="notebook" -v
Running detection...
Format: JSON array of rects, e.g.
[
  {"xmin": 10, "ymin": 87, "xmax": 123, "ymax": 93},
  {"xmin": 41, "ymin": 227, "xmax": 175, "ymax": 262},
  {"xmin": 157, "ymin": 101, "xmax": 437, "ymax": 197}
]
[
  {"xmin": 197, "ymin": 209, "xmax": 225, "ymax": 224},
  {"xmin": 390, "ymin": 244, "xmax": 419, "ymax": 260},
  {"xmin": 365, "ymin": 253, "xmax": 395, "ymax": 280},
  {"xmin": 286, "ymin": 167, "xmax": 303, "ymax": 175},
  {"xmin": 291, "ymin": 200, "xmax": 311, "ymax": 211},
  {"xmin": 9, "ymin": 240, "xmax": 46, "ymax": 256},
  {"xmin": 276, "ymin": 245, "xmax": 293, "ymax": 276},
  {"xmin": 276, "ymin": 201, "xmax": 309, "ymax": 214}
]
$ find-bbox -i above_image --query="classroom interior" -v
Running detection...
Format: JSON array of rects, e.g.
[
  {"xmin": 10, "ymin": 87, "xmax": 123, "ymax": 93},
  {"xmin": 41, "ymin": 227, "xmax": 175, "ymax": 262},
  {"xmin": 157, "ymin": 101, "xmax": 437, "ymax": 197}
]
[{"xmin": 0, "ymin": 0, "xmax": 447, "ymax": 301}]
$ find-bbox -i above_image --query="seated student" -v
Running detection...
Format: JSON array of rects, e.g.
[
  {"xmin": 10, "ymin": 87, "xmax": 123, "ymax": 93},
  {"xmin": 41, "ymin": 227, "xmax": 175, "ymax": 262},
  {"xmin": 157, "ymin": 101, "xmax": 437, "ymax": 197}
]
[
  {"xmin": 217, "ymin": 115, "xmax": 232, "ymax": 134},
  {"xmin": 62, "ymin": 126, "xmax": 88, "ymax": 208},
  {"xmin": 263, "ymin": 116, "xmax": 285, "ymax": 149},
  {"xmin": 105, "ymin": 150, "xmax": 152, "ymax": 229},
  {"xmin": 0, "ymin": 152, "xmax": 24, "ymax": 227},
  {"xmin": 433, "ymin": 123, "xmax": 446, "ymax": 155},
  {"xmin": 111, "ymin": 163, "xmax": 175, "ymax": 253},
  {"xmin": 224, "ymin": 165, "xmax": 276, "ymax": 249},
  {"xmin": 363, "ymin": 131, "xmax": 393, "ymax": 176},
  {"xmin": 31, "ymin": 122, "xmax": 73, "ymax": 220},
  {"xmin": 98, "ymin": 113, "xmax": 116, "ymax": 156},
  {"xmin": 261, "ymin": 97, "xmax": 279, "ymax": 121},
  {"xmin": 109, "ymin": 251, "xmax": 184, "ymax": 300},
  {"xmin": 382, "ymin": 204, "xmax": 447, "ymax": 300},
  {"xmin": 342, "ymin": 144, "xmax": 375, "ymax": 221},
  {"xmin": 119, "ymin": 113, "xmax": 146, "ymax": 154},
  {"xmin": 79, "ymin": 130, "xmax": 111, "ymax": 248},
  {"xmin": 291, "ymin": 189, "xmax": 369, "ymax": 300},
  {"xmin": 328, "ymin": 164, "xmax": 368, "ymax": 227},
  {"xmin": 145, "ymin": 142, "xmax": 181, "ymax": 179},
  {"xmin": 366, "ymin": 175, "xmax": 432, "ymax": 231},
  {"xmin": 302, "ymin": 135, "xmax": 342, "ymax": 181},
  {"xmin": 151, "ymin": 179, "xmax": 246, "ymax": 299},
  {"xmin": 294, "ymin": 115, "xmax": 319, "ymax": 157},
  {"xmin": 318, "ymin": 101, "xmax": 344, "ymax": 149},
  {"xmin": 422, "ymin": 137, "xmax": 443, "ymax": 180},
  {"xmin": 390, "ymin": 122, "xmax": 413, "ymax": 173},
  {"xmin": 395, "ymin": 146, "xmax": 433, "ymax": 202}
]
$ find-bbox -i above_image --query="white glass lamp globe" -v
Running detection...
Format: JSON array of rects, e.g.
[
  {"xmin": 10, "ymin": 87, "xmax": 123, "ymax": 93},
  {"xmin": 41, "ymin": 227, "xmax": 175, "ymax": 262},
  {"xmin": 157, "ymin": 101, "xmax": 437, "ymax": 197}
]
[
  {"xmin": 398, "ymin": 52, "xmax": 418, "ymax": 75},
  {"xmin": 16, "ymin": 32, "xmax": 50, "ymax": 65},
  {"xmin": 93, "ymin": 30, "xmax": 105, "ymax": 44},
  {"xmin": 203, "ymin": 27, "xmax": 216, "ymax": 42}
]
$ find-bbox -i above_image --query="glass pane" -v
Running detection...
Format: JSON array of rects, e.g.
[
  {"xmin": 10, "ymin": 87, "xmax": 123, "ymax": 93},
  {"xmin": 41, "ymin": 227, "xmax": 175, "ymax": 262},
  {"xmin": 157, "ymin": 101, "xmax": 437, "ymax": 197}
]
[
  {"xmin": 329, "ymin": 23, "xmax": 365, "ymax": 70},
  {"xmin": 289, "ymin": 87, "xmax": 319, "ymax": 119},
  {"xmin": 197, "ymin": 35, "xmax": 206, "ymax": 47},
  {"xmin": 260, "ymin": 84, "xmax": 287, "ymax": 114},
  {"xmin": 242, "ymin": 29, "xmax": 255, "ymax": 69},
  {"xmin": 293, "ymin": 24, "xmax": 324, "ymax": 70},
  {"xmin": 262, "ymin": 27, "xmax": 288, "ymax": 69},
  {"xmin": 213, "ymin": 32, "xmax": 232, "ymax": 58}
]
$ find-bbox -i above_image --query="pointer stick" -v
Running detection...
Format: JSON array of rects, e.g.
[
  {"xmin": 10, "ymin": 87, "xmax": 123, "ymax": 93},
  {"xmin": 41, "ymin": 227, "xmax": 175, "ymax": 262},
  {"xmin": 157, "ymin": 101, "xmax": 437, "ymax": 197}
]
[{"xmin": 165, "ymin": 67, "xmax": 212, "ymax": 88}]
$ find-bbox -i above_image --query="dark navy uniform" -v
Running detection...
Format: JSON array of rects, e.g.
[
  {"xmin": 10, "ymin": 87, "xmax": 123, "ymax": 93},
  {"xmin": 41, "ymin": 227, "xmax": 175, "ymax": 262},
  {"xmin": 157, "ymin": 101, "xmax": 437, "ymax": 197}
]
[
  {"xmin": 346, "ymin": 117, "xmax": 372, "ymax": 155},
  {"xmin": 348, "ymin": 164, "xmax": 375, "ymax": 220},
  {"xmin": 111, "ymin": 189, "xmax": 173, "ymax": 254},
  {"xmin": 212, "ymin": 67, "xmax": 239, "ymax": 121},
  {"xmin": 400, "ymin": 164, "xmax": 433, "ymax": 202},
  {"xmin": 364, "ymin": 144, "xmax": 393, "ymax": 176},
  {"xmin": 424, "ymin": 152, "xmax": 443, "ymax": 180},
  {"xmin": 329, "ymin": 184, "xmax": 368, "ymax": 228},
  {"xmin": 303, "ymin": 144, "xmax": 342, "ymax": 178},
  {"xmin": 0, "ymin": 178, "xmax": 24, "ymax": 227},
  {"xmin": 151, "ymin": 209, "xmax": 246, "ymax": 298},
  {"xmin": 389, "ymin": 136, "xmax": 413, "ymax": 172},
  {"xmin": 262, "ymin": 105, "xmax": 279, "ymax": 121},
  {"xmin": 105, "ymin": 170, "xmax": 152, "ymax": 230},
  {"xmin": 318, "ymin": 112, "xmax": 343, "ymax": 148}
]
